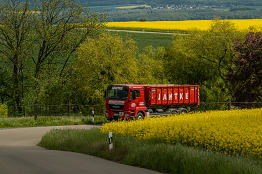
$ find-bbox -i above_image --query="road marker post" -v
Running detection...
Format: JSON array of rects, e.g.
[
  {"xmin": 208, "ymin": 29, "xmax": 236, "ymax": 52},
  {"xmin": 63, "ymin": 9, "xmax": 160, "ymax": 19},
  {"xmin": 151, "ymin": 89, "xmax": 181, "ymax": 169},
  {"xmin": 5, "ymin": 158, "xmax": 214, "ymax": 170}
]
[
  {"xmin": 109, "ymin": 132, "xmax": 113, "ymax": 150},
  {"xmin": 146, "ymin": 112, "xmax": 150, "ymax": 118},
  {"xmin": 92, "ymin": 110, "xmax": 95, "ymax": 124}
]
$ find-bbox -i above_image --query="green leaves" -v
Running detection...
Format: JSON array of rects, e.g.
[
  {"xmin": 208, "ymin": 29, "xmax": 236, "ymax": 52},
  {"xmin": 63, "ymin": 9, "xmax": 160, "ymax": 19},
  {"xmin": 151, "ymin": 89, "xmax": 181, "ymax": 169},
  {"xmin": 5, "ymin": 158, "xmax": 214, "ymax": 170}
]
[
  {"xmin": 73, "ymin": 33, "xmax": 138, "ymax": 104},
  {"xmin": 228, "ymin": 32, "xmax": 262, "ymax": 103},
  {"xmin": 164, "ymin": 19, "xmax": 242, "ymax": 104}
]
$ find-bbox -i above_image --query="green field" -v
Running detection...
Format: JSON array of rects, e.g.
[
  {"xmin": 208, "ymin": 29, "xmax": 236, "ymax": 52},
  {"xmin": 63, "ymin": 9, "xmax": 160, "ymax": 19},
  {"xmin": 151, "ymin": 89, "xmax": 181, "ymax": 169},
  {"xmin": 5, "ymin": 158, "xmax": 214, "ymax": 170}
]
[{"xmin": 108, "ymin": 30, "xmax": 174, "ymax": 51}]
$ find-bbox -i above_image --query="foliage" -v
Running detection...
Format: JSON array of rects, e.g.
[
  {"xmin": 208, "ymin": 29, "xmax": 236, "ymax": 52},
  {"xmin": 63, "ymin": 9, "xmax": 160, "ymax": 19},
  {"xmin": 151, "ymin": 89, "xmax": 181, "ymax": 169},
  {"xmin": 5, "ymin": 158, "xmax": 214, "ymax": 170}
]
[
  {"xmin": 30, "ymin": 0, "xmax": 105, "ymax": 105},
  {"xmin": 0, "ymin": 103, "xmax": 8, "ymax": 118},
  {"xmin": 39, "ymin": 128, "xmax": 262, "ymax": 174},
  {"xmin": 101, "ymin": 108, "xmax": 262, "ymax": 159},
  {"xmin": 0, "ymin": 0, "xmax": 105, "ymax": 116},
  {"xmin": 227, "ymin": 32, "xmax": 262, "ymax": 103},
  {"xmin": 72, "ymin": 33, "xmax": 166, "ymax": 105},
  {"xmin": 164, "ymin": 20, "xmax": 243, "ymax": 104},
  {"xmin": 0, "ymin": 0, "xmax": 33, "ymax": 114},
  {"xmin": 72, "ymin": 33, "xmax": 138, "ymax": 105},
  {"xmin": 198, "ymin": 80, "xmax": 228, "ymax": 110},
  {"xmin": 137, "ymin": 46, "xmax": 167, "ymax": 84}
]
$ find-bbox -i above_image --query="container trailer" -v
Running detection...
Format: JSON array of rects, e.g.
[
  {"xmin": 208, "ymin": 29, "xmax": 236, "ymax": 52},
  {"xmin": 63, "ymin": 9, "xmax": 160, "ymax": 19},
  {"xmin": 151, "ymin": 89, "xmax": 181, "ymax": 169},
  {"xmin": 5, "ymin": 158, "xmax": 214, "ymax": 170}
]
[{"xmin": 105, "ymin": 84, "xmax": 200, "ymax": 120}]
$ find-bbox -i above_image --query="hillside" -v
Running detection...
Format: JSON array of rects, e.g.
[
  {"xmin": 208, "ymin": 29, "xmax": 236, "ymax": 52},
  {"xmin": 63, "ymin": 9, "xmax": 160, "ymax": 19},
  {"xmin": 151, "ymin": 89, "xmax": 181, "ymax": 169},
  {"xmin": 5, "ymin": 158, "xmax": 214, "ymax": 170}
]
[
  {"xmin": 79, "ymin": 0, "xmax": 262, "ymax": 21},
  {"xmin": 81, "ymin": 0, "xmax": 262, "ymax": 7},
  {"xmin": 7, "ymin": 0, "xmax": 262, "ymax": 21}
]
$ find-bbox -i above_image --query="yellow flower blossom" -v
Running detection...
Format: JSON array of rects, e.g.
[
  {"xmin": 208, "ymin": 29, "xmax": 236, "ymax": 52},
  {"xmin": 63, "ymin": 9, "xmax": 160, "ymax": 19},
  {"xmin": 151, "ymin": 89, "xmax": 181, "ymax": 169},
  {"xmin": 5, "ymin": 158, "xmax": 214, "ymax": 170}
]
[{"xmin": 101, "ymin": 109, "xmax": 262, "ymax": 159}]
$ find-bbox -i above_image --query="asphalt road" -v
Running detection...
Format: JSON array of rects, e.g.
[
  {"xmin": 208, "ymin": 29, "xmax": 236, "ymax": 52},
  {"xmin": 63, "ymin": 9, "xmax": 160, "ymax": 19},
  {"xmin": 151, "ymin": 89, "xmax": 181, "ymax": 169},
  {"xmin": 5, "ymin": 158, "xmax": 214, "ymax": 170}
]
[{"xmin": 0, "ymin": 125, "xmax": 161, "ymax": 174}]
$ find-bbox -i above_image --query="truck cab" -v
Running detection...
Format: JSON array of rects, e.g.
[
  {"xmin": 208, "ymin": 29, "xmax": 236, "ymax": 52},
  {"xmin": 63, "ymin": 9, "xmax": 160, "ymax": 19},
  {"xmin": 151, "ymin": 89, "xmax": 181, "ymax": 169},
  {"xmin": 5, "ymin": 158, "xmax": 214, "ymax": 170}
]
[{"xmin": 105, "ymin": 84, "xmax": 147, "ymax": 120}]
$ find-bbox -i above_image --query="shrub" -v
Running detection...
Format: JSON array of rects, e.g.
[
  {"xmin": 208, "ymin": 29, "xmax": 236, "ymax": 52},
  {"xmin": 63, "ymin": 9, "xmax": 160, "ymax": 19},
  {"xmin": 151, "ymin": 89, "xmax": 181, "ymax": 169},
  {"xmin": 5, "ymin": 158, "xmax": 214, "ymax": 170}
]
[{"xmin": 0, "ymin": 103, "xmax": 8, "ymax": 118}]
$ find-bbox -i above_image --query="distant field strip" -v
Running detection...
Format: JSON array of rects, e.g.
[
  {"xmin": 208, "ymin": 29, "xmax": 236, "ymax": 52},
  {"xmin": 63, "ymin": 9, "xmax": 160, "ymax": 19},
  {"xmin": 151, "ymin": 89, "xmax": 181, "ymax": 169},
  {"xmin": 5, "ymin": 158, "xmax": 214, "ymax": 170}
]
[
  {"xmin": 101, "ymin": 109, "xmax": 262, "ymax": 159},
  {"xmin": 116, "ymin": 5, "xmax": 151, "ymax": 9},
  {"xmin": 107, "ymin": 19, "xmax": 262, "ymax": 31},
  {"xmin": 107, "ymin": 29, "xmax": 178, "ymax": 35}
]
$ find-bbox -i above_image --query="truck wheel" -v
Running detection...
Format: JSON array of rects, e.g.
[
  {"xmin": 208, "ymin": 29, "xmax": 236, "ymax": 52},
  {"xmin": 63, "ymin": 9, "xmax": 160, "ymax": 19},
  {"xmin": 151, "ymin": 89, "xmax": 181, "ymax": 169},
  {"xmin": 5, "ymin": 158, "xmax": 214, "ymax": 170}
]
[
  {"xmin": 147, "ymin": 109, "xmax": 154, "ymax": 113},
  {"xmin": 171, "ymin": 110, "xmax": 179, "ymax": 115},
  {"xmin": 107, "ymin": 118, "xmax": 113, "ymax": 121},
  {"xmin": 136, "ymin": 112, "xmax": 144, "ymax": 120}
]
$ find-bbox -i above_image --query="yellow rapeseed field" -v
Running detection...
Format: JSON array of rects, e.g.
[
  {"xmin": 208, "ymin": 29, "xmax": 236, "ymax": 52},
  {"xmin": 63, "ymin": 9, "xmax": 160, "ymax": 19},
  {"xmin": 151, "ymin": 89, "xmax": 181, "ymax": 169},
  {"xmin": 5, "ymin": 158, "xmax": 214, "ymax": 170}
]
[
  {"xmin": 101, "ymin": 109, "xmax": 262, "ymax": 159},
  {"xmin": 107, "ymin": 19, "xmax": 262, "ymax": 31}
]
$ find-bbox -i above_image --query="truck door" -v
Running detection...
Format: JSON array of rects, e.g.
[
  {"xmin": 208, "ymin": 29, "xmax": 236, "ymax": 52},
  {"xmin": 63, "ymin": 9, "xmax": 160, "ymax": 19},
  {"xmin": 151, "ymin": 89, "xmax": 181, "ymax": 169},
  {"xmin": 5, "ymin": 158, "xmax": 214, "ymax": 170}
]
[
  {"xmin": 134, "ymin": 89, "xmax": 147, "ymax": 113},
  {"xmin": 130, "ymin": 89, "xmax": 142, "ymax": 108},
  {"xmin": 134, "ymin": 89, "xmax": 144, "ymax": 107},
  {"xmin": 130, "ymin": 88, "xmax": 146, "ymax": 116}
]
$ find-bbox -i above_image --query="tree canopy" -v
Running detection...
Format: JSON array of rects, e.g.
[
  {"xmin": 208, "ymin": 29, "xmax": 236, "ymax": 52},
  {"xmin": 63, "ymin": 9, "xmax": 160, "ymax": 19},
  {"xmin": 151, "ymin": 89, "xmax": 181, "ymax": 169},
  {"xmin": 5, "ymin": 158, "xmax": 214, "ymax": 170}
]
[
  {"xmin": 228, "ymin": 32, "xmax": 262, "ymax": 103},
  {"xmin": 0, "ymin": 0, "xmax": 105, "ymax": 115}
]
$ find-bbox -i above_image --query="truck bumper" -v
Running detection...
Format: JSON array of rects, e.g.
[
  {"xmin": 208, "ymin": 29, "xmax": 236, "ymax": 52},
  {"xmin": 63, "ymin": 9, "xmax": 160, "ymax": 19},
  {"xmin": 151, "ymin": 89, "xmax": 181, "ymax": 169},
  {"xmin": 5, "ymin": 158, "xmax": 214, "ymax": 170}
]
[{"xmin": 106, "ymin": 110, "xmax": 132, "ymax": 120}]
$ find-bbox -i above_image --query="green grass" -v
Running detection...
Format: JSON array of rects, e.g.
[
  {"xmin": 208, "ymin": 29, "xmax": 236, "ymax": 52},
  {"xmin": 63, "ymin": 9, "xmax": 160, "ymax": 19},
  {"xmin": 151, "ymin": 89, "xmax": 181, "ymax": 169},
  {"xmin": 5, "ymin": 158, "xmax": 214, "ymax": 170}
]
[
  {"xmin": 0, "ymin": 116, "xmax": 108, "ymax": 128},
  {"xmin": 39, "ymin": 128, "xmax": 262, "ymax": 174},
  {"xmin": 108, "ymin": 30, "xmax": 174, "ymax": 51}
]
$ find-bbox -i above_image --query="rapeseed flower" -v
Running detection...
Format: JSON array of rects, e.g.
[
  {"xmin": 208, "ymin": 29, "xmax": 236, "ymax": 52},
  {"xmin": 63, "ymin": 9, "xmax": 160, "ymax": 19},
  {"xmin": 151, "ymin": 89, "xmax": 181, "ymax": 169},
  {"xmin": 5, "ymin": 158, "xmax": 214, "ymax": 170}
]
[{"xmin": 101, "ymin": 109, "xmax": 262, "ymax": 159}]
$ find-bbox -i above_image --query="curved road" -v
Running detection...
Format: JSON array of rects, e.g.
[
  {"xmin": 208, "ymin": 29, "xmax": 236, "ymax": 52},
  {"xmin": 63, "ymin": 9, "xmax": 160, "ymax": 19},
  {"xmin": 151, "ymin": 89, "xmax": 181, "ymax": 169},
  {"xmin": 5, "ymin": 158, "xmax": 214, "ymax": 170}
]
[{"xmin": 0, "ymin": 125, "xmax": 161, "ymax": 174}]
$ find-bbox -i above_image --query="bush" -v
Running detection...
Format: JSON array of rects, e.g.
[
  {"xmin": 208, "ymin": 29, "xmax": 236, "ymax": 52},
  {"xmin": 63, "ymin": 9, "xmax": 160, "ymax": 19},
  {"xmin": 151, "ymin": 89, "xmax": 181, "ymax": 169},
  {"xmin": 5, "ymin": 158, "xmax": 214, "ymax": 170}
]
[{"xmin": 0, "ymin": 104, "xmax": 8, "ymax": 118}]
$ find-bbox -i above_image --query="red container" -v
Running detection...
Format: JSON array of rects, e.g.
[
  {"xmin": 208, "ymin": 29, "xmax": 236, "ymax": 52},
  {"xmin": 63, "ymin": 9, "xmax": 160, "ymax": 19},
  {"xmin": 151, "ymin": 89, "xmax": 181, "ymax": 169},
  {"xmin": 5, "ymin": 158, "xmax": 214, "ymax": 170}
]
[{"xmin": 145, "ymin": 85, "xmax": 200, "ymax": 107}]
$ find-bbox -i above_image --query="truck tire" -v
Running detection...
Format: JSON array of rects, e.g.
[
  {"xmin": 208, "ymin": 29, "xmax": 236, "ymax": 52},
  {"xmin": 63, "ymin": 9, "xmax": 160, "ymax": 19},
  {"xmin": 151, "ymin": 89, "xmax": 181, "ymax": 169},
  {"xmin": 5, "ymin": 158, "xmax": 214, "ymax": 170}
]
[
  {"xmin": 136, "ymin": 112, "xmax": 145, "ymax": 120},
  {"xmin": 168, "ymin": 109, "xmax": 179, "ymax": 115},
  {"xmin": 147, "ymin": 109, "xmax": 154, "ymax": 113},
  {"xmin": 171, "ymin": 110, "xmax": 180, "ymax": 115}
]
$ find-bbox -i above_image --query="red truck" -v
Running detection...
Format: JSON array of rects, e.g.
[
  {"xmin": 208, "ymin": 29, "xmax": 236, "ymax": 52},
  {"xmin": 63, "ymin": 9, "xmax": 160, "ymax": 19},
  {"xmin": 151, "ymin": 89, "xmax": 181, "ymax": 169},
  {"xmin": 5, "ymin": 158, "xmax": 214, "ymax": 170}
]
[{"xmin": 105, "ymin": 84, "xmax": 200, "ymax": 120}]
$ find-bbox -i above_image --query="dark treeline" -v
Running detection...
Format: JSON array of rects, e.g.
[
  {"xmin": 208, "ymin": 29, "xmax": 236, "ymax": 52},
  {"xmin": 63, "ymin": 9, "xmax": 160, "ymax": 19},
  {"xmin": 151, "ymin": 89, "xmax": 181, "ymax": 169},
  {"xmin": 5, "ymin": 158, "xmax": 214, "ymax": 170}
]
[
  {"xmin": 106, "ymin": 8, "xmax": 262, "ymax": 22},
  {"xmin": 2, "ymin": 0, "xmax": 262, "ymax": 21},
  {"xmin": 0, "ymin": 0, "xmax": 261, "ymax": 116}
]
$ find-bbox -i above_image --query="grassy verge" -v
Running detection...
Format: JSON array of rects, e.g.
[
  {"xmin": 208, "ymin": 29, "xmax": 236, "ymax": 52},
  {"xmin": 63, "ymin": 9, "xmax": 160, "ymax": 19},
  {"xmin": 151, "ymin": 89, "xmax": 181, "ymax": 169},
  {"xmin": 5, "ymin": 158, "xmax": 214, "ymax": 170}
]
[
  {"xmin": 0, "ymin": 116, "xmax": 108, "ymax": 128},
  {"xmin": 39, "ymin": 128, "xmax": 262, "ymax": 174}
]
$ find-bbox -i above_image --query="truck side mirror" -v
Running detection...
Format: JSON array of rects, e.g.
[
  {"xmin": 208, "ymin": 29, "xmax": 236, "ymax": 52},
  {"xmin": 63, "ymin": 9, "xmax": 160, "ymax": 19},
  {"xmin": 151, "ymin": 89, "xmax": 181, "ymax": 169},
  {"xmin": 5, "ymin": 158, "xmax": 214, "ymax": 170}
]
[{"xmin": 104, "ymin": 90, "xmax": 106, "ymax": 98}]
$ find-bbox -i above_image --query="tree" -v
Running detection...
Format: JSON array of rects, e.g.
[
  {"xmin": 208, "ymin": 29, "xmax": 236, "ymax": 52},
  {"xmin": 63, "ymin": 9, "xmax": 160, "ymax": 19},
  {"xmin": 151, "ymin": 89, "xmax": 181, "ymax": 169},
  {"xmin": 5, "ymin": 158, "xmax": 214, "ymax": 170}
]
[
  {"xmin": 72, "ymin": 33, "xmax": 138, "ymax": 105},
  {"xmin": 30, "ymin": 0, "xmax": 105, "ymax": 103},
  {"xmin": 137, "ymin": 46, "xmax": 167, "ymax": 84},
  {"xmin": 164, "ymin": 19, "xmax": 242, "ymax": 108},
  {"xmin": 0, "ymin": 0, "xmax": 33, "ymax": 114},
  {"xmin": 227, "ymin": 32, "xmax": 262, "ymax": 103},
  {"xmin": 0, "ymin": 0, "xmax": 105, "ymax": 116}
]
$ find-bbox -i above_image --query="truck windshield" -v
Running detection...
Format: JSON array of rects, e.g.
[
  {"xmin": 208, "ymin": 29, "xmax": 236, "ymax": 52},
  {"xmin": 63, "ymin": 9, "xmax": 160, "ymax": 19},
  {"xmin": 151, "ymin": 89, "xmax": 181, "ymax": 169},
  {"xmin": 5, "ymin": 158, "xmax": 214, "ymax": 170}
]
[{"xmin": 107, "ymin": 86, "xmax": 129, "ymax": 100}]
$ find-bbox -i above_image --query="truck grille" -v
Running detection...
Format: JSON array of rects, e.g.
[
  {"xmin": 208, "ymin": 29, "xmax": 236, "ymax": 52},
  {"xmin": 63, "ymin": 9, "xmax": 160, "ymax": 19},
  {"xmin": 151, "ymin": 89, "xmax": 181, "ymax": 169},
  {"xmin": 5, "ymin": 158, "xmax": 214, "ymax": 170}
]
[{"xmin": 109, "ymin": 104, "xmax": 124, "ymax": 110}]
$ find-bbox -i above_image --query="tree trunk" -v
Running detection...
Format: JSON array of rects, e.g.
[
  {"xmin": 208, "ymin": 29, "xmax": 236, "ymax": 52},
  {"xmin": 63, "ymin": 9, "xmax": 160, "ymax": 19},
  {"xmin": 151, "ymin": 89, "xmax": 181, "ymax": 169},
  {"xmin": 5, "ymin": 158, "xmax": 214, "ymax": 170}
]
[{"xmin": 13, "ymin": 55, "xmax": 22, "ymax": 115}]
